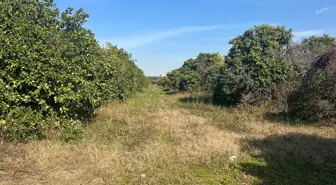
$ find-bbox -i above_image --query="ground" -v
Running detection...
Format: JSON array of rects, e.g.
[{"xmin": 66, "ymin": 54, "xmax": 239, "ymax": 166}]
[{"xmin": 1, "ymin": 86, "xmax": 335, "ymax": 185}]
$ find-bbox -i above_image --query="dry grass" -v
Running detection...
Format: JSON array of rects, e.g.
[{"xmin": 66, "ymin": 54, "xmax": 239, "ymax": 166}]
[{"xmin": 1, "ymin": 86, "xmax": 335, "ymax": 185}]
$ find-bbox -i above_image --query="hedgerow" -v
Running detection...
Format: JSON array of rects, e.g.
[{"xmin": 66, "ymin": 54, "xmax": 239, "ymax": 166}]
[
  {"xmin": 161, "ymin": 23, "xmax": 336, "ymax": 124},
  {"xmin": 0, "ymin": 0, "xmax": 148, "ymax": 141}
]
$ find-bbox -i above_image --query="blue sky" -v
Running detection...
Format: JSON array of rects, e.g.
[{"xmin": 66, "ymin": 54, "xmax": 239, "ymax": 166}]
[{"xmin": 54, "ymin": 0, "xmax": 336, "ymax": 76}]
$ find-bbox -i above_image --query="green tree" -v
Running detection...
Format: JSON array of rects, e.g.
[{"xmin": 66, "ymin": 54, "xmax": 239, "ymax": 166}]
[
  {"xmin": 166, "ymin": 69, "xmax": 183, "ymax": 90},
  {"xmin": 194, "ymin": 52, "xmax": 224, "ymax": 74},
  {"xmin": 302, "ymin": 34, "xmax": 336, "ymax": 49},
  {"xmin": 213, "ymin": 24, "xmax": 294, "ymax": 105},
  {"xmin": 202, "ymin": 65, "xmax": 223, "ymax": 91},
  {"xmin": 179, "ymin": 70, "xmax": 201, "ymax": 92},
  {"xmin": 0, "ymin": 0, "xmax": 147, "ymax": 141},
  {"xmin": 181, "ymin": 58, "xmax": 197, "ymax": 71},
  {"xmin": 164, "ymin": 53, "xmax": 224, "ymax": 92},
  {"xmin": 194, "ymin": 53, "xmax": 224, "ymax": 90}
]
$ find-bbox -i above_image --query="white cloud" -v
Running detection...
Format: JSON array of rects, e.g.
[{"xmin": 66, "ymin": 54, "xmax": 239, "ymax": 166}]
[
  {"xmin": 293, "ymin": 30, "xmax": 325, "ymax": 39},
  {"xmin": 102, "ymin": 23, "xmax": 261, "ymax": 49},
  {"xmin": 316, "ymin": 6, "xmax": 333, "ymax": 14}
]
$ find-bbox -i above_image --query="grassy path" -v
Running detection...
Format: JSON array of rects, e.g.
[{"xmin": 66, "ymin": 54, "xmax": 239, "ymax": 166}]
[{"xmin": 1, "ymin": 86, "xmax": 336, "ymax": 185}]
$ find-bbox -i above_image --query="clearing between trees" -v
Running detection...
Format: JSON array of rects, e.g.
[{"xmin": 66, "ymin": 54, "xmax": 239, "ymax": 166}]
[{"xmin": 1, "ymin": 86, "xmax": 335, "ymax": 185}]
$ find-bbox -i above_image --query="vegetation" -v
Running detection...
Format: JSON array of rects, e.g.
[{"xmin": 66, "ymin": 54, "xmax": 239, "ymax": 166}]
[
  {"xmin": 214, "ymin": 25, "xmax": 294, "ymax": 105},
  {"xmin": 1, "ymin": 1, "xmax": 336, "ymax": 184},
  {"xmin": 1, "ymin": 86, "xmax": 335, "ymax": 184},
  {"xmin": 164, "ymin": 24, "xmax": 336, "ymax": 123},
  {"xmin": 288, "ymin": 49, "xmax": 336, "ymax": 122},
  {"xmin": 285, "ymin": 34, "xmax": 336, "ymax": 75},
  {"xmin": 163, "ymin": 53, "xmax": 224, "ymax": 92},
  {"xmin": 0, "ymin": 0, "xmax": 148, "ymax": 141}
]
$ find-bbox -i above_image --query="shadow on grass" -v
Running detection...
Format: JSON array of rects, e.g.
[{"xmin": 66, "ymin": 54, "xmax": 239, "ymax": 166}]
[
  {"xmin": 263, "ymin": 112, "xmax": 290, "ymax": 124},
  {"xmin": 162, "ymin": 88, "xmax": 179, "ymax": 95},
  {"xmin": 179, "ymin": 94, "xmax": 243, "ymax": 108},
  {"xmin": 240, "ymin": 133, "xmax": 336, "ymax": 185},
  {"xmin": 179, "ymin": 95, "xmax": 213, "ymax": 105}
]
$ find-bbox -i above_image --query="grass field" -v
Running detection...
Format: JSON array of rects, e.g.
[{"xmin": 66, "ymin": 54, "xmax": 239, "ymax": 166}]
[{"xmin": 1, "ymin": 86, "xmax": 335, "ymax": 185}]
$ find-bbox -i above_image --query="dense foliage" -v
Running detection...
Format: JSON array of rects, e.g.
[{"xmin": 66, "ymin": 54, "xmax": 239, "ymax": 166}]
[
  {"xmin": 163, "ymin": 24, "xmax": 336, "ymax": 123},
  {"xmin": 163, "ymin": 53, "xmax": 224, "ymax": 92},
  {"xmin": 288, "ymin": 49, "xmax": 336, "ymax": 123},
  {"xmin": 0, "ymin": 0, "xmax": 148, "ymax": 141},
  {"xmin": 285, "ymin": 35, "xmax": 336, "ymax": 75},
  {"xmin": 214, "ymin": 25, "xmax": 294, "ymax": 105}
]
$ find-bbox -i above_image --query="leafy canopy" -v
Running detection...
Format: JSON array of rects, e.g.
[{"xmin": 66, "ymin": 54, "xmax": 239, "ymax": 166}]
[{"xmin": 0, "ymin": 0, "xmax": 148, "ymax": 141}]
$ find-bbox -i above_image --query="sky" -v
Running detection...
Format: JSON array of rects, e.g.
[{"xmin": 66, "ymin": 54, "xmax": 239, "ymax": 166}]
[{"xmin": 54, "ymin": 0, "xmax": 336, "ymax": 76}]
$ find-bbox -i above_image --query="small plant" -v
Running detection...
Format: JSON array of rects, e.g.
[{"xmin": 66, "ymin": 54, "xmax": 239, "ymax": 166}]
[{"xmin": 57, "ymin": 119, "xmax": 83, "ymax": 142}]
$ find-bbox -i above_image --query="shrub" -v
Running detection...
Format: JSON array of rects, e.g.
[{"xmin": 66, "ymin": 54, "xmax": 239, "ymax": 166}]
[
  {"xmin": 212, "ymin": 67, "xmax": 245, "ymax": 106},
  {"xmin": 213, "ymin": 24, "xmax": 294, "ymax": 105},
  {"xmin": 285, "ymin": 35, "xmax": 336, "ymax": 76},
  {"xmin": 194, "ymin": 53, "xmax": 224, "ymax": 75},
  {"xmin": 288, "ymin": 49, "xmax": 336, "ymax": 123},
  {"xmin": 99, "ymin": 43, "xmax": 149, "ymax": 100},
  {"xmin": 202, "ymin": 65, "xmax": 223, "ymax": 91},
  {"xmin": 157, "ymin": 76, "xmax": 171, "ymax": 89},
  {"xmin": 0, "ymin": 107, "xmax": 45, "ymax": 141},
  {"xmin": 166, "ymin": 69, "xmax": 183, "ymax": 90},
  {"xmin": 57, "ymin": 119, "xmax": 84, "ymax": 142},
  {"xmin": 179, "ymin": 70, "xmax": 201, "ymax": 92},
  {"xmin": 164, "ymin": 53, "xmax": 224, "ymax": 92},
  {"xmin": 0, "ymin": 1, "xmax": 147, "ymax": 141}
]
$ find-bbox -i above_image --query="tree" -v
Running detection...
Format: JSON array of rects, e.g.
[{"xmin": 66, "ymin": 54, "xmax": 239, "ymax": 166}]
[
  {"xmin": 202, "ymin": 65, "xmax": 223, "ymax": 91},
  {"xmin": 181, "ymin": 58, "xmax": 197, "ymax": 71},
  {"xmin": 302, "ymin": 34, "xmax": 336, "ymax": 50},
  {"xmin": 179, "ymin": 70, "xmax": 201, "ymax": 92},
  {"xmin": 213, "ymin": 24, "xmax": 294, "ymax": 105},
  {"xmin": 0, "ymin": 0, "xmax": 147, "ymax": 141},
  {"xmin": 285, "ymin": 35, "xmax": 336, "ymax": 75},
  {"xmin": 194, "ymin": 52, "xmax": 224, "ymax": 74},
  {"xmin": 164, "ymin": 53, "xmax": 224, "ymax": 92},
  {"xmin": 166, "ymin": 69, "xmax": 183, "ymax": 90}
]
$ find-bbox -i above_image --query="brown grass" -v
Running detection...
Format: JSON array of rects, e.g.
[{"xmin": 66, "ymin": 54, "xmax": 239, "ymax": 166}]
[{"xmin": 1, "ymin": 86, "xmax": 335, "ymax": 185}]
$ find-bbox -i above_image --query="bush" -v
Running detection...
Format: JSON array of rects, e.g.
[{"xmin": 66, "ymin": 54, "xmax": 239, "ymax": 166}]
[
  {"xmin": 213, "ymin": 25, "xmax": 294, "ymax": 105},
  {"xmin": 0, "ymin": 107, "xmax": 45, "ymax": 141},
  {"xmin": 288, "ymin": 49, "xmax": 336, "ymax": 123},
  {"xmin": 212, "ymin": 67, "xmax": 246, "ymax": 106},
  {"xmin": 0, "ymin": 1, "xmax": 147, "ymax": 141},
  {"xmin": 157, "ymin": 76, "xmax": 171, "ymax": 89},
  {"xmin": 285, "ymin": 35, "xmax": 336, "ymax": 76},
  {"xmin": 99, "ymin": 43, "xmax": 149, "ymax": 100},
  {"xmin": 202, "ymin": 65, "xmax": 224, "ymax": 91},
  {"xmin": 164, "ymin": 53, "xmax": 224, "ymax": 92},
  {"xmin": 57, "ymin": 119, "xmax": 84, "ymax": 142},
  {"xmin": 166, "ymin": 69, "xmax": 183, "ymax": 90},
  {"xmin": 179, "ymin": 70, "xmax": 201, "ymax": 92}
]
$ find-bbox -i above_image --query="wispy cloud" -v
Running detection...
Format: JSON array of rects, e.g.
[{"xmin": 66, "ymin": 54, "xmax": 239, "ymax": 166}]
[
  {"xmin": 316, "ymin": 6, "xmax": 333, "ymax": 14},
  {"xmin": 293, "ymin": 30, "xmax": 325, "ymax": 41},
  {"xmin": 103, "ymin": 22, "xmax": 261, "ymax": 49},
  {"xmin": 294, "ymin": 30, "xmax": 325, "ymax": 37}
]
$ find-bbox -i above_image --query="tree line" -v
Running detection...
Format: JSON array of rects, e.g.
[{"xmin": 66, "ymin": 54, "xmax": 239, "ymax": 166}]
[
  {"xmin": 160, "ymin": 25, "xmax": 336, "ymax": 124},
  {"xmin": 0, "ymin": 0, "xmax": 149, "ymax": 141}
]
